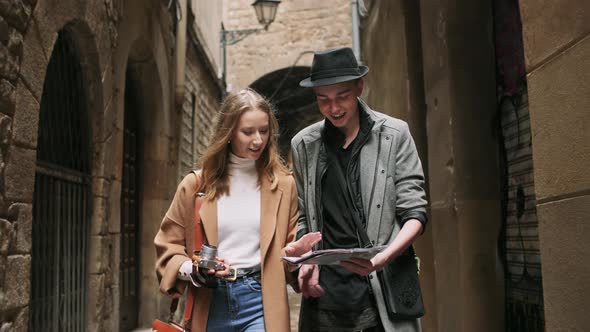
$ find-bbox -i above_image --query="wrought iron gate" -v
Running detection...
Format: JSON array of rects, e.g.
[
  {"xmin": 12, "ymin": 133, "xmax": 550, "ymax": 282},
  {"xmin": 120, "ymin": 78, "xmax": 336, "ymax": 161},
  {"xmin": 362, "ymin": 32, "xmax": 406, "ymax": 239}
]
[
  {"xmin": 499, "ymin": 94, "xmax": 544, "ymax": 332},
  {"xmin": 119, "ymin": 73, "xmax": 141, "ymax": 331},
  {"xmin": 494, "ymin": 0, "xmax": 545, "ymax": 330},
  {"xmin": 30, "ymin": 29, "xmax": 91, "ymax": 331}
]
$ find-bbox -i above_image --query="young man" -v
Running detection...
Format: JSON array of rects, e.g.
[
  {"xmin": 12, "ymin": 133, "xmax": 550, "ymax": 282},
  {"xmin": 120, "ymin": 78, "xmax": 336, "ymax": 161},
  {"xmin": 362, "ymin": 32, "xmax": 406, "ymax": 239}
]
[{"xmin": 291, "ymin": 47, "xmax": 428, "ymax": 331}]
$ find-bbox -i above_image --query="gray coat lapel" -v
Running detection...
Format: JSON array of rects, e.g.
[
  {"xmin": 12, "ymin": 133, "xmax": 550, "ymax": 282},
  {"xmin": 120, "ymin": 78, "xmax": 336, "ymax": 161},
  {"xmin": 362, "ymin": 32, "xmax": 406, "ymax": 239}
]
[
  {"xmin": 360, "ymin": 134, "xmax": 377, "ymax": 220},
  {"xmin": 359, "ymin": 104, "xmax": 390, "ymax": 241},
  {"xmin": 302, "ymin": 122, "xmax": 324, "ymax": 233}
]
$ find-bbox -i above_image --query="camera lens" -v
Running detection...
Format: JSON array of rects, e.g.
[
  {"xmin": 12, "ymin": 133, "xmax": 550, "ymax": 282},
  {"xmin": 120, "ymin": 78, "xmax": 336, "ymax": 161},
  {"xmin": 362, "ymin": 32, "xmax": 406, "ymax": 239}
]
[
  {"xmin": 200, "ymin": 244, "xmax": 217, "ymax": 260},
  {"xmin": 198, "ymin": 244, "xmax": 221, "ymax": 270}
]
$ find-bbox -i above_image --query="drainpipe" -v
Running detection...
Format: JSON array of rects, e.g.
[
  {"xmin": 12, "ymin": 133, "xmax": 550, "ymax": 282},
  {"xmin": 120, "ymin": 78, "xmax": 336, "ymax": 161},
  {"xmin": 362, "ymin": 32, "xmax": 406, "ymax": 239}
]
[
  {"xmin": 351, "ymin": 0, "xmax": 362, "ymax": 64},
  {"xmin": 175, "ymin": 0, "xmax": 188, "ymax": 107}
]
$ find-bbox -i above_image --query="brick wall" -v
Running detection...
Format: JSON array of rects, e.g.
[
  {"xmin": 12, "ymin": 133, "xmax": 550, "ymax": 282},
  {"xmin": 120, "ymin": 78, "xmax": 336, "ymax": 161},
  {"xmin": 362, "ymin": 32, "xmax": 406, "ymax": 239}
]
[
  {"xmin": 224, "ymin": 0, "xmax": 352, "ymax": 91},
  {"xmin": 178, "ymin": 47, "xmax": 221, "ymax": 178}
]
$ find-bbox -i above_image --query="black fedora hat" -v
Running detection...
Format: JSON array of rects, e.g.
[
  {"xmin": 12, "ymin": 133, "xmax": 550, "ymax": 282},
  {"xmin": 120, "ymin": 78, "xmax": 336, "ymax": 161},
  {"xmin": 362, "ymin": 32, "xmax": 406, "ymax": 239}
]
[{"xmin": 300, "ymin": 47, "xmax": 369, "ymax": 88}]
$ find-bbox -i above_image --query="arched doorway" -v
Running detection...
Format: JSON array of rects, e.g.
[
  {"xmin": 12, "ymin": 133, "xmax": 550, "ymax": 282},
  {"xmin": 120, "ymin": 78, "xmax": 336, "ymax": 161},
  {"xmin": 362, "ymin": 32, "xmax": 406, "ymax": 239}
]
[
  {"xmin": 115, "ymin": 35, "xmax": 170, "ymax": 328},
  {"xmin": 30, "ymin": 27, "xmax": 92, "ymax": 331},
  {"xmin": 250, "ymin": 66, "xmax": 321, "ymax": 160},
  {"xmin": 119, "ymin": 64, "xmax": 144, "ymax": 331}
]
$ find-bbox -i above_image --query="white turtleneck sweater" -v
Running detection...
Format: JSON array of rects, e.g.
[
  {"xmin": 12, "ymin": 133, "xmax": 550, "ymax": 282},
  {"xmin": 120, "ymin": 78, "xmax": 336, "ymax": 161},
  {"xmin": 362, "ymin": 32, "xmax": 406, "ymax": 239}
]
[{"xmin": 216, "ymin": 153, "xmax": 261, "ymax": 269}]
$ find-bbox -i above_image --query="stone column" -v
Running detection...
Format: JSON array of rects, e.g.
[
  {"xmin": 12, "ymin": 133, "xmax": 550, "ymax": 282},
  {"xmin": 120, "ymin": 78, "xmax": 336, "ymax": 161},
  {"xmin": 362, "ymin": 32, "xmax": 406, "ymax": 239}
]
[
  {"xmin": 360, "ymin": 1, "xmax": 436, "ymax": 330},
  {"xmin": 419, "ymin": 1, "xmax": 504, "ymax": 331}
]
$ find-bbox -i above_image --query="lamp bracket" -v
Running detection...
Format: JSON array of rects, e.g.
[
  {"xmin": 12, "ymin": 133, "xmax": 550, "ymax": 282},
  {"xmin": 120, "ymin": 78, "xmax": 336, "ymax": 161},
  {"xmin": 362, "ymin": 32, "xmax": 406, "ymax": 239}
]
[{"xmin": 222, "ymin": 27, "xmax": 265, "ymax": 46}]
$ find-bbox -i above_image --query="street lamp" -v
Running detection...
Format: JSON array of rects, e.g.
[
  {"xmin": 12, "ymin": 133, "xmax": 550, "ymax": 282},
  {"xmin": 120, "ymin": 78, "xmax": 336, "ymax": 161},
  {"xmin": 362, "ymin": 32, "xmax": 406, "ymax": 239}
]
[
  {"xmin": 220, "ymin": 0, "xmax": 281, "ymax": 84},
  {"xmin": 252, "ymin": 0, "xmax": 281, "ymax": 27}
]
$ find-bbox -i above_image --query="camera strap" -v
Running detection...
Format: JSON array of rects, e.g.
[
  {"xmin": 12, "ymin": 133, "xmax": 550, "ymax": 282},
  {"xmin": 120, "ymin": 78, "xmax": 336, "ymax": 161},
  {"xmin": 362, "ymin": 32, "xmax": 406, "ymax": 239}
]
[
  {"xmin": 164, "ymin": 172, "xmax": 206, "ymax": 330},
  {"xmin": 181, "ymin": 172, "xmax": 206, "ymax": 327}
]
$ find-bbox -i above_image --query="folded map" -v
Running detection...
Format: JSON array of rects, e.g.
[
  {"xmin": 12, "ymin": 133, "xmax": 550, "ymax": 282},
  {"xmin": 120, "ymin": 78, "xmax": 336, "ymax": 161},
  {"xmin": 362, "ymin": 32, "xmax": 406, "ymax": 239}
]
[{"xmin": 282, "ymin": 246, "xmax": 387, "ymax": 265}]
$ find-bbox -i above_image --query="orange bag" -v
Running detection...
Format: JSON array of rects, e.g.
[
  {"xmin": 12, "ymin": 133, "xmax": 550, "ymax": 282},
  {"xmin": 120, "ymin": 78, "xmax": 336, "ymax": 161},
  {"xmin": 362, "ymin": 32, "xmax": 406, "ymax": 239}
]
[{"xmin": 152, "ymin": 317, "xmax": 184, "ymax": 331}]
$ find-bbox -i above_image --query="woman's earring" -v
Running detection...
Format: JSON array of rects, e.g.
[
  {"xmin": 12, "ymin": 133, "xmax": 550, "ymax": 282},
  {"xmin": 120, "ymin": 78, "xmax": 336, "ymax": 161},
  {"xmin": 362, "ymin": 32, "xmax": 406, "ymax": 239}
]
[{"xmin": 227, "ymin": 140, "xmax": 230, "ymax": 144}]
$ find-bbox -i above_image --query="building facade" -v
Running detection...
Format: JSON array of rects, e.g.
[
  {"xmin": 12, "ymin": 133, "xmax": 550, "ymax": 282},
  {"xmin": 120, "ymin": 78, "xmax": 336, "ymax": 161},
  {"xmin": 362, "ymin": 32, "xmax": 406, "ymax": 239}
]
[
  {"xmin": 359, "ymin": 1, "xmax": 590, "ymax": 331},
  {"xmin": 0, "ymin": 0, "xmax": 223, "ymax": 331}
]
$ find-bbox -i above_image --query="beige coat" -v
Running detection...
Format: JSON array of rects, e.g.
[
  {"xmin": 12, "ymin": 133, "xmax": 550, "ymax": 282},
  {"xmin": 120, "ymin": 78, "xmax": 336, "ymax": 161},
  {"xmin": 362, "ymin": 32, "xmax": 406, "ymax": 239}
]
[{"xmin": 154, "ymin": 171, "xmax": 298, "ymax": 332}]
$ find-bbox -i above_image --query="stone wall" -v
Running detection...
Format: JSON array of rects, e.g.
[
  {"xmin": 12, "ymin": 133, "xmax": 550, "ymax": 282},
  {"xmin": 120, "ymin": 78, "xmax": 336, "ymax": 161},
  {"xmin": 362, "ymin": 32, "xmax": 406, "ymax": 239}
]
[
  {"xmin": 0, "ymin": 1, "xmax": 48, "ymax": 329},
  {"xmin": 519, "ymin": 1, "xmax": 590, "ymax": 331},
  {"xmin": 359, "ymin": 1, "xmax": 436, "ymax": 330},
  {"xmin": 0, "ymin": 0, "xmax": 223, "ymax": 331},
  {"xmin": 418, "ymin": 1, "xmax": 505, "ymax": 330},
  {"xmin": 178, "ymin": 43, "xmax": 222, "ymax": 178},
  {"xmin": 361, "ymin": 1, "xmax": 590, "ymax": 331},
  {"xmin": 190, "ymin": 0, "xmax": 223, "ymax": 75},
  {"xmin": 359, "ymin": 0, "xmax": 506, "ymax": 330},
  {"xmin": 223, "ymin": 0, "xmax": 352, "ymax": 91}
]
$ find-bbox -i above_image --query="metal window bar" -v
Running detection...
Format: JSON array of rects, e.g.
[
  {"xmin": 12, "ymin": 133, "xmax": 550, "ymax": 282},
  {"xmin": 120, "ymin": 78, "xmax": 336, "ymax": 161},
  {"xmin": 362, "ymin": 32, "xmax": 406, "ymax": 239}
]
[
  {"xmin": 119, "ymin": 74, "xmax": 140, "ymax": 331},
  {"xmin": 30, "ymin": 28, "xmax": 91, "ymax": 332},
  {"xmin": 500, "ymin": 95, "xmax": 545, "ymax": 331}
]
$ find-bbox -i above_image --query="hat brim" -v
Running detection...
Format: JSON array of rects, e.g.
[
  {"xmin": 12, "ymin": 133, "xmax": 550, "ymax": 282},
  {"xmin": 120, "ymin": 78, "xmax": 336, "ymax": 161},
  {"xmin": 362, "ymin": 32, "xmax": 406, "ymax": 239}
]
[{"xmin": 299, "ymin": 66, "xmax": 369, "ymax": 88}]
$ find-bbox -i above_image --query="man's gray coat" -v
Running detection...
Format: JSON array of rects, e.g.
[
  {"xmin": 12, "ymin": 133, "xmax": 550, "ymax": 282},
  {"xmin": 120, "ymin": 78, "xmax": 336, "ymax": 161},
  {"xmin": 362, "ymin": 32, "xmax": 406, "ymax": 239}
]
[{"xmin": 290, "ymin": 99, "xmax": 428, "ymax": 331}]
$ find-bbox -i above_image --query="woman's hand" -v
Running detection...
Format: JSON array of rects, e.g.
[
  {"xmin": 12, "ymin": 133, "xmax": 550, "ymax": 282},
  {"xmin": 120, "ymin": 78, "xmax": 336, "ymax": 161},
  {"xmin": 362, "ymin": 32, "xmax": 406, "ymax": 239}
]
[
  {"xmin": 284, "ymin": 232, "xmax": 322, "ymax": 257},
  {"xmin": 211, "ymin": 257, "xmax": 231, "ymax": 278},
  {"xmin": 189, "ymin": 257, "xmax": 226, "ymax": 288}
]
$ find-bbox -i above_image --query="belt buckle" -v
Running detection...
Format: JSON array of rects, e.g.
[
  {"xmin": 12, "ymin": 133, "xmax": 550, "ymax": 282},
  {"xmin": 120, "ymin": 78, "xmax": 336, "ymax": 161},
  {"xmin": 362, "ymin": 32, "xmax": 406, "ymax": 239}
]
[{"xmin": 223, "ymin": 267, "xmax": 238, "ymax": 281}]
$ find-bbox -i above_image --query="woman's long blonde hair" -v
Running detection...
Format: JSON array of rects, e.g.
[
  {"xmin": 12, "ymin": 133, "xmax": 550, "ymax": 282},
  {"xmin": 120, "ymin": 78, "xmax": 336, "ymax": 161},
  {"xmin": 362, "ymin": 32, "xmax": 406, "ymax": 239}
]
[{"xmin": 197, "ymin": 88, "xmax": 287, "ymax": 200}]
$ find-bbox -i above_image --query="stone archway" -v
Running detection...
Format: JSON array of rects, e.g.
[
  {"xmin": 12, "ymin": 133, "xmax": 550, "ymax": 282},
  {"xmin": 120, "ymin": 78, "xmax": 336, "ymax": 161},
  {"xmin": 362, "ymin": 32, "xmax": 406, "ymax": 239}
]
[
  {"xmin": 250, "ymin": 66, "xmax": 321, "ymax": 160},
  {"xmin": 100, "ymin": 2, "xmax": 176, "ymax": 330},
  {"xmin": 120, "ymin": 37, "xmax": 170, "ymax": 330},
  {"xmin": 29, "ymin": 24, "xmax": 102, "ymax": 332},
  {"xmin": 7, "ymin": 2, "xmax": 107, "ymax": 328},
  {"xmin": 119, "ymin": 55, "xmax": 145, "ymax": 331},
  {"xmin": 109, "ymin": 4, "xmax": 176, "ymax": 324}
]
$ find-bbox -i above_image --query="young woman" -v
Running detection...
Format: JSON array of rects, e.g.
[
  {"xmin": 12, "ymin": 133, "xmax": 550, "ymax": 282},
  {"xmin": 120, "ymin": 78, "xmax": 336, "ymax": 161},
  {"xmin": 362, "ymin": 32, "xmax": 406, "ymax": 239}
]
[{"xmin": 154, "ymin": 88, "xmax": 320, "ymax": 332}]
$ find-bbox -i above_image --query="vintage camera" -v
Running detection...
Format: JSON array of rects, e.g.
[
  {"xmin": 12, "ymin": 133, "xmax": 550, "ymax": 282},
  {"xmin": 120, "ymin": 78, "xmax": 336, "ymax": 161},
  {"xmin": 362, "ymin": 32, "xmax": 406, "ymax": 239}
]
[{"xmin": 195, "ymin": 244, "xmax": 224, "ymax": 270}]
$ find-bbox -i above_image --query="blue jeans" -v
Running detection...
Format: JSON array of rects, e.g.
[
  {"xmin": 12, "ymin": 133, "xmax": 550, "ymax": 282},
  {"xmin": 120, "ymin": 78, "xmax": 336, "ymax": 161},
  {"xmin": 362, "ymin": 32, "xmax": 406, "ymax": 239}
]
[{"xmin": 206, "ymin": 276, "xmax": 266, "ymax": 332}]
